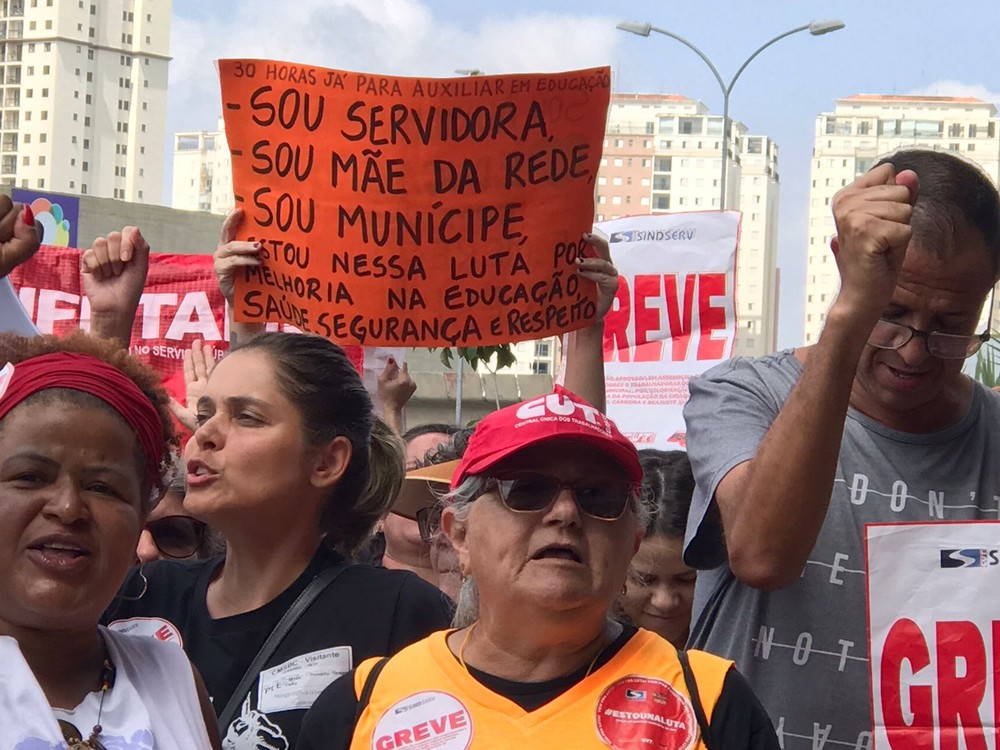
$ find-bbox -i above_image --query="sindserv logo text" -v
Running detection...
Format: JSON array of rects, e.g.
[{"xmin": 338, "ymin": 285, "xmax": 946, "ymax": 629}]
[
  {"xmin": 609, "ymin": 228, "xmax": 697, "ymax": 243},
  {"xmin": 939, "ymin": 548, "xmax": 1000, "ymax": 568}
]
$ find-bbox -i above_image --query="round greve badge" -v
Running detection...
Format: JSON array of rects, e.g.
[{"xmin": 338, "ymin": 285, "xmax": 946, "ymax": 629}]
[
  {"xmin": 595, "ymin": 676, "xmax": 698, "ymax": 750},
  {"xmin": 371, "ymin": 691, "xmax": 473, "ymax": 750}
]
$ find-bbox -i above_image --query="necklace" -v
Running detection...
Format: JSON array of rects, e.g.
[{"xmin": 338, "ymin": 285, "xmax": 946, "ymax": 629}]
[
  {"xmin": 458, "ymin": 621, "xmax": 607, "ymax": 679},
  {"xmin": 57, "ymin": 659, "xmax": 114, "ymax": 750}
]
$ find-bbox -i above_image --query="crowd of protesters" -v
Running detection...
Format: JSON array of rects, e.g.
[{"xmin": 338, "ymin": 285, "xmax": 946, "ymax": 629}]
[{"xmin": 1, "ymin": 147, "xmax": 997, "ymax": 750}]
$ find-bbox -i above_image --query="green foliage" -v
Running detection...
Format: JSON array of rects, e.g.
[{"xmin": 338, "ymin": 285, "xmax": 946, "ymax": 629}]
[
  {"xmin": 974, "ymin": 339, "xmax": 1000, "ymax": 388},
  {"xmin": 436, "ymin": 345, "xmax": 518, "ymax": 372}
]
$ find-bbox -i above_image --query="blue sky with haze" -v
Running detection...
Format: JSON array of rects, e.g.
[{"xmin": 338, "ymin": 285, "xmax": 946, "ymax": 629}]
[{"xmin": 168, "ymin": 0, "xmax": 1000, "ymax": 346}]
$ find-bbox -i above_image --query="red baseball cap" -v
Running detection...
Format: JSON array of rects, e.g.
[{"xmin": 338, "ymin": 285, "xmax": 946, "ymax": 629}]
[{"xmin": 451, "ymin": 385, "xmax": 641, "ymax": 489}]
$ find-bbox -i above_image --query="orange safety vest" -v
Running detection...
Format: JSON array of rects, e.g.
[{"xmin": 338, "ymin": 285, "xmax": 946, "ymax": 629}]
[{"xmin": 349, "ymin": 628, "xmax": 733, "ymax": 750}]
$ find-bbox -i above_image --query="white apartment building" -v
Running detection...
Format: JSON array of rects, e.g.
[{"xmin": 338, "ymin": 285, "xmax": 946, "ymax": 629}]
[
  {"xmin": 172, "ymin": 117, "xmax": 233, "ymax": 214},
  {"xmin": 172, "ymin": 118, "xmax": 233, "ymax": 214},
  {"xmin": 596, "ymin": 93, "xmax": 781, "ymax": 357},
  {"xmin": 805, "ymin": 95, "xmax": 1000, "ymax": 343},
  {"xmin": 0, "ymin": 0, "xmax": 170, "ymax": 203}
]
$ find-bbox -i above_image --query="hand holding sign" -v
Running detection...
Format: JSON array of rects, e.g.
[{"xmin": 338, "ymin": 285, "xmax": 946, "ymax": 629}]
[
  {"xmin": 214, "ymin": 208, "xmax": 262, "ymax": 305},
  {"xmin": 576, "ymin": 232, "xmax": 620, "ymax": 322},
  {"xmin": 0, "ymin": 197, "xmax": 41, "ymax": 279},
  {"xmin": 830, "ymin": 164, "xmax": 917, "ymax": 323}
]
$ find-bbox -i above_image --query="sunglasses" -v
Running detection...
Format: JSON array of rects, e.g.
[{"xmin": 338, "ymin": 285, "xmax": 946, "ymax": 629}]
[
  {"xmin": 146, "ymin": 515, "xmax": 207, "ymax": 559},
  {"xmin": 416, "ymin": 506, "xmax": 442, "ymax": 545},
  {"xmin": 484, "ymin": 472, "xmax": 636, "ymax": 521}
]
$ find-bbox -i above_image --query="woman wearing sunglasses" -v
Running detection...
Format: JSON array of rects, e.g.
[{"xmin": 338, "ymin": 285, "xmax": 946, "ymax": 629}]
[
  {"xmin": 136, "ymin": 463, "xmax": 221, "ymax": 563},
  {"xmin": 299, "ymin": 387, "xmax": 778, "ymax": 750}
]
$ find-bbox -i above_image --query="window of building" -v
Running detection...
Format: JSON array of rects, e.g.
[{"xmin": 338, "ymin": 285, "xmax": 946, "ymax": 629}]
[
  {"xmin": 39, "ymin": 133, "xmax": 45, "ymax": 143},
  {"xmin": 82, "ymin": 161, "xmax": 88, "ymax": 171},
  {"xmin": 44, "ymin": 20, "xmax": 51, "ymax": 29},
  {"xmin": 613, "ymin": 158, "xmax": 623, "ymax": 167},
  {"xmin": 611, "ymin": 196, "xmax": 621, "ymax": 205},
  {"xmin": 41, "ymin": 88, "xmax": 47, "ymax": 97},
  {"xmin": 21, "ymin": 156, "xmax": 28, "ymax": 166},
  {"xmin": 38, "ymin": 156, "xmax": 44, "ymax": 166}
]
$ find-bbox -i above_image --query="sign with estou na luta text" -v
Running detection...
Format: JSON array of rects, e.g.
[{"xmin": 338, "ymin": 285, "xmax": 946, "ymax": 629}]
[
  {"xmin": 218, "ymin": 59, "xmax": 611, "ymax": 347},
  {"xmin": 867, "ymin": 522, "xmax": 1000, "ymax": 750},
  {"xmin": 596, "ymin": 211, "xmax": 739, "ymax": 450}
]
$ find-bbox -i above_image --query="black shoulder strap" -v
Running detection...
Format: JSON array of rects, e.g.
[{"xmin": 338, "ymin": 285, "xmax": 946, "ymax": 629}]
[
  {"xmin": 354, "ymin": 656, "xmax": 392, "ymax": 722},
  {"xmin": 217, "ymin": 560, "xmax": 349, "ymax": 733},
  {"xmin": 678, "ymin": 650, "xmax": 713, "ymax": 750}
]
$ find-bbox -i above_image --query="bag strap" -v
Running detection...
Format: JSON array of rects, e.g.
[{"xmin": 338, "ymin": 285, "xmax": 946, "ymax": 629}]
[
  {"xmin": 217, "ymin": 560, "xmax": 349, "ymax": 732},
  {"xmin": 678, "ymin": 650, "xmax": 713, "ymax": 750},
  {"xmin": 354, "ymin": 656, "xmax": 392, "ymax": 722}
]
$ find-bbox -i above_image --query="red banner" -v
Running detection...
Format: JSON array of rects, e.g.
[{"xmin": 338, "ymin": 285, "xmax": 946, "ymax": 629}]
[{"xmin": 7, "ymin": 245, "xmax": 364, "ymax": 399}]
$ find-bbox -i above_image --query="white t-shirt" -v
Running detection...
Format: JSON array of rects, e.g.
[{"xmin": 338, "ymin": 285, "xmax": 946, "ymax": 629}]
[{"xmin": 0, "ymin": 626, "xmax": 212, "ymax": 750}]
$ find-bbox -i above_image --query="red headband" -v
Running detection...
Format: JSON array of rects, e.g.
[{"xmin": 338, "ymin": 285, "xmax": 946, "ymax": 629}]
[{"xmin": 0, "ymin": 351, "xmax": 165, "ymax": 485}]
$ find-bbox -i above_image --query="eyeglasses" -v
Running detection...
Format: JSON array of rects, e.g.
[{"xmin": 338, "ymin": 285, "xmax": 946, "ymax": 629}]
[
  {"xmin": 867, "ymin": 320, "xmax": 990, "ymax": 360},
  {"xmin": 146, "ymin": 515, "xmax": 207, "ymax": 559},
  {"xmin": 484, "ymin": 472, "xmax": 637, "ymax": 521},
  {"xmin": 868, "ymin": 285, "xmax": 995, "ymax": 360},
  {"xmin": 416, "ymin": 506, "xmax": 442, "ymax": 545}
]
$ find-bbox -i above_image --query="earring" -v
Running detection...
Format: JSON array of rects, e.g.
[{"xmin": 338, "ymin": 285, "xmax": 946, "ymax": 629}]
[
  {"xmin": 120, "ymin": 565, "xmax": 148, "ymax": 601},
  {"xmin": 621, "ymin": 582, "xmax": 628, "ymax": 597}
]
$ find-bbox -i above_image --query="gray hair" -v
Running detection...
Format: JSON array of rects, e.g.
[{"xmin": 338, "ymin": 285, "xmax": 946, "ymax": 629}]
[{"xmin": 443, "ymin": 471, "xmax": 653, "ymax": 628}]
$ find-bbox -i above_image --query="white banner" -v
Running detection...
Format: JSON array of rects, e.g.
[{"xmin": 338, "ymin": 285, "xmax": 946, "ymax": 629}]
[
  {"xmin": 867, "ymin": 522, "xmax": 1000, "ymax": 750},
  {"xmin": 595, "ymin": 211, "xmax": 740, "ymax": 450}
]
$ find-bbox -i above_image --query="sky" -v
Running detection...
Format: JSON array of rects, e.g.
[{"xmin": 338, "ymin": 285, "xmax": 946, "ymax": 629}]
[{"xmin": 167, "ymin": 0, "xmax": 1000, "ymax": 348}]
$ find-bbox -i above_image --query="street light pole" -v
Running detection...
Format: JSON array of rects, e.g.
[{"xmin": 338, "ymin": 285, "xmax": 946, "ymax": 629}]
[
  {"xmin": 616, "ymin": 20, "xmax": 844, "ymax": 210},
  {"xmin": 451, "ymin": 68, "xmax": 482, "ymax": 425}
]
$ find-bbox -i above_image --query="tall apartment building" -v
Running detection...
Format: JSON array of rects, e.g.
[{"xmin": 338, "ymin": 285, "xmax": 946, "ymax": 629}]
[
  {"xmin": 805, "ymin": 95, "xmax": 1000, "ymax": 343},
  {"xmin": 0, "ymin": 0, "xmax": 169, "ymax": 203},
  {"xmin": 172, "ymin": 117, "xmax": 232, "ymax": 214},
  {"xmin": 596, "ymin": 93, "xmax": 781, "ymax": 357}
]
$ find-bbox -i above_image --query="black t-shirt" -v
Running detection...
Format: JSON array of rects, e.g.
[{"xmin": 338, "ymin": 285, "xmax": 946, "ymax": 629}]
[
  {"xmin": 298, "ymin": 625, "xmax": 779, "ymax": 750},
  {"xmin": 103, "ymin": 546, "xmax": 452, "ymax": 750}
]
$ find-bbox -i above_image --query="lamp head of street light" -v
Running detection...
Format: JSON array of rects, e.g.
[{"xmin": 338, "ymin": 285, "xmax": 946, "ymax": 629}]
[
  {"xmin": 616, "ymin": 21, "xmax": 653, "ymax": 37},
  {"xmin": 808, "ymin": 19, "xmax": 845, "ymax": 36}
]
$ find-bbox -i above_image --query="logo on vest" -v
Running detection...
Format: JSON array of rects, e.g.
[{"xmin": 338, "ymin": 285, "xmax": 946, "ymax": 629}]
[
  {"xmin": 372, "ymin": 691, "xmax": 473, "ymax": 750},
  {"xmin": 596, "ymin": 676, "xmax": 697, "ymax": 750},
  {"xmin": 107, "ymin": 616, "xmax": 184, "ymax": 647}
]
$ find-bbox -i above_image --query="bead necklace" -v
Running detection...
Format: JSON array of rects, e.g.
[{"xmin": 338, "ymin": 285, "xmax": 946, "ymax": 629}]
[
  {"xmin": 458, "ymin": 621, "xmax": 606, "ymax": 680},
  {"xmin": 57, "ymin": 659, "xmax": 114, "ymax": 750}
]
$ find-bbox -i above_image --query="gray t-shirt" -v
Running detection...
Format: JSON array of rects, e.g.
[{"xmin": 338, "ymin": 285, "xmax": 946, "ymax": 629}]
[{"xmin": 682, "ymin": 350, "xmax": 1000, "ymax": 750}]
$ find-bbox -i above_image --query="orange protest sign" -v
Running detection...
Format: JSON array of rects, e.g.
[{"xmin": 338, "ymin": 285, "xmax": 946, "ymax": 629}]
[{"xmin": 218, "ymin": 60, "xmax": 610, "ymax": 347}]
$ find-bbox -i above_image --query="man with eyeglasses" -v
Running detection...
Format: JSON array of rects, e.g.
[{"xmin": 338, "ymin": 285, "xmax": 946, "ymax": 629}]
[{"xmin": 682, "ymin": 149, "xmax": 1000, "ymax": 750}]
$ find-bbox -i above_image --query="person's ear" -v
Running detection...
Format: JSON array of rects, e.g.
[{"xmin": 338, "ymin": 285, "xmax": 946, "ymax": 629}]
[
  {"xmin": 310, "ymin": 436, "xmax": 353, "ymax": 489},
  {"xmin": 442, "ymin": 507, "xmax": 471, "ymax": 575}
]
